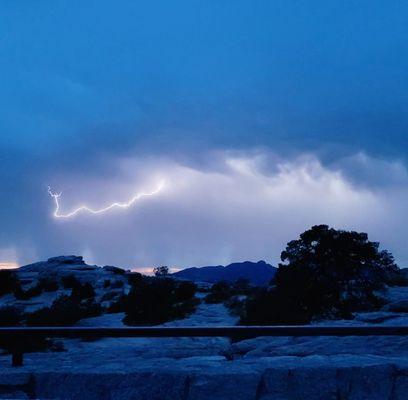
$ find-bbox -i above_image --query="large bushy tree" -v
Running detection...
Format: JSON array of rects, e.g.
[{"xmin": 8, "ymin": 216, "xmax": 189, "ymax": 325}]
[{"xmin": 241, "ymin": 225, "xmax": 399, "ymax": 324}]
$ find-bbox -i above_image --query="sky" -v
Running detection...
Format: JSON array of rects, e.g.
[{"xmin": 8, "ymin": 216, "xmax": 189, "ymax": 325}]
[{"xmin": 1, "ymin": 0, "xmax": 408, "ymax": 269}]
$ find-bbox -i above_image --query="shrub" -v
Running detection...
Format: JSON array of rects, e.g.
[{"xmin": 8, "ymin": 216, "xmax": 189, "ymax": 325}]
[
  {"xmin": 172, "ymin": 298, "xmax": 200, "ymax": 319},
  {"xmin": 61, "ymin": 275, "xmax": 81, "ymax": 289},
  {"xmin": 110, "ymin": 280, "xmax": 124, "ymax": 289},
  {"xmin": 100, "ymin": 291, "xmax": 119, "ymax": 302},
  {"xmin": 70, "ymin": 282, "xmax": 95, "ymax": 300},
  {"xmin": 240, "ymin": 287, "xmax": 311, "ymax": 325},
  {"xmin": 175, "ymin": 281, "xmax": 197, "ymax": 302},
  {"xmin": 204, "ymin": 281, "xmax": 232, "ymax": 304},
  {"xmin": 123, "ymin": 276, "xmax": 197, "ymax": 325},
  {"xmin": 25, "ymin": 295, "xmax": 102, "ymax": 326},
  {"xmin": 127, "ymin": 272, "xmax": 143, "ymax": 286},
  {"xmin": 107, "ymin": 295, "xmax": 127, "ymax": 314},
  {"xmin": 38, "ymin": 277, "xmax": 59, "ymax": 292},
  {"xmin": 25, "ymin": 296, "xmax": 82, "ymax": 326},
  {"xmin": 383, "ymin": 268, "xmax": 408, "ymax": 287},
  {"xmin": 13, "ymin": 283, "xmax": 42, "ymax": 300},
  {"xmin": 224, "ymin": 296, "xmax": 246, "ymax": 317},
  {"xmin": 232, "ymin": 278, "xmax": 252, "ymax": 295},
  {"xmin": 241, "ymin": 225, "xmax": 398, "ymax": 325},
  {"xmin": 14, "ymin": 278, "xmax": 59, "ymax": 300},
  {"xmin": 79, "ymin": 299, "xmax": 103, "ymax": 319},
  {"xmin": 103, "ymin": 279, "xmax": 111, "ymax": 288},
  {"xmin": 0, "ymin": 270, "xmax": 19, "ymax": 296}
]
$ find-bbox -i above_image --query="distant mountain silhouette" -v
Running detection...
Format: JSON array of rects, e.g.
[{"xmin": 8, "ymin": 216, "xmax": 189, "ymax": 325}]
[{"xmin": 173, "ymin": 260, "xmax": 276, "ymax": 286}]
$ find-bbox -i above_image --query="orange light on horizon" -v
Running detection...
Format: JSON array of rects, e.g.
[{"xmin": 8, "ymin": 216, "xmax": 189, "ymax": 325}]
[
  {"xmin": 0, "ymin": 262, "xmax": 19, "ymax": 270},
  {"xmin": 131, "ymin": 266, "xmax": 182, "ymax": 275}
]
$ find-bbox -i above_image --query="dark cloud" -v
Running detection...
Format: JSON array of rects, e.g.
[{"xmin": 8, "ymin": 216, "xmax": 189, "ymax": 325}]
[
  {"xmin": 1, "ymin": 1, "xmax": 408, "ymax": 267},
  {"xmin": 3, "ymin": 150, "xmax": 408, "ymax": 270}
]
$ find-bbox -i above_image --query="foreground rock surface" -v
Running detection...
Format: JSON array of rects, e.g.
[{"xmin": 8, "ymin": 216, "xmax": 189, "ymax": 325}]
[
  {"xmin": 2, "ymin": 294, "xmax": 408, "ymax": 399},
  {"xmin": 1, "ymin": 356, "xmax": 408, "ymax": 399},
  {"xmin": 1, "ymin": 259, "xmax": 408, "ymax": 399}
]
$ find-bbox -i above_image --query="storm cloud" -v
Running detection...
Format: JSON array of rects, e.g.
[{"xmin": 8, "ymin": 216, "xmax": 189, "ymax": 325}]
[
  {"xmin": 1, "ymin": 1, "xmax": 408, "ymax": 269},
  {"xmin": 2, "ymin": 150, "xmax": 405, "ymax": 270}
]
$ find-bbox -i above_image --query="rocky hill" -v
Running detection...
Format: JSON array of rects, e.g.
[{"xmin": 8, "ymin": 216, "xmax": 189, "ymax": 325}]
[
  {"xmin": 173, "ymin": 260, "xmax": 276, "ymax": 286},
  {"xmin": 0, "ymin": 255, "xmax": 129, "ymax": 314}
]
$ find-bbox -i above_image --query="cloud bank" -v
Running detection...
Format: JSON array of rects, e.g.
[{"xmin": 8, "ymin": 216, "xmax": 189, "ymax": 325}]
[{"xmin": 4, "ymin": 150, "xmax": 401, "ymax": 270}]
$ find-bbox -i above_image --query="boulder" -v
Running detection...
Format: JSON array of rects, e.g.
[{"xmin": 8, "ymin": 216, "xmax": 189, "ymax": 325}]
[
  {"xmin": 103, "ymin": 266, "xmax": 126, "ymax": 275},
  {"xmin": 47, "ymin": 256, "xmax": 85, "ymax": 266}
]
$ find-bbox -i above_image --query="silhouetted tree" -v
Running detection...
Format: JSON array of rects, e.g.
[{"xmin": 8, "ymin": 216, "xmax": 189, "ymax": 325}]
[
  {"xmin": 153, "ymin": 266, "xmax": 169, "ymax": 277},
  {"xmin": 241, "ymin": 225, "xmax": 399, "ymax": 324}
]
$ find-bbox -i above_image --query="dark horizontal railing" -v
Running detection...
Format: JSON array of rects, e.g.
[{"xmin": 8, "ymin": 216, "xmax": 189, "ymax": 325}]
[{"xmin": 1, "ymin": 325, "xmax": 407, "ymax": 367}]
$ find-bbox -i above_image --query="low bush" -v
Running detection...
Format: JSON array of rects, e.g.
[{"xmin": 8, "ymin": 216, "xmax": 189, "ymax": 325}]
[
  {"xmin": 25, "ymin": 295, "xmax": 102, "ymax": 326},
  {"xmin": 204, "ymin": 281, "xmax": 232, "ymax": 304},
  {"xmin": 13, "ymin": 283, "xmax": 42, "ymax": 300},
  {"xmin": 240, "ymin": 287, "xmax": 311, "ymax": 325},
  {"xmin": 13, "ymin": 277, "xmax": 59, "ymax": 301},
  {"xmin": 232, "ymin": 278, "xmax": 252, "ymax": 295},
  {"xmin": 38, "ymin": 277, "xmax": 59, "ymax": 292},
  {"xmin": 203, "ymin": 279, "xmax": 253, "ymax": 305},
  {"xmin": 61, "ymin": 275, "xmax": 81, "ymax": 289},
  {"xmin": 224, "ymin": 296, "xmax": 246, "ymax": 317},
  {"xmin": 123, "ymin": 277, "xmax": 197, "ymax": 325},
  {"xmin": 384, "ymin": 269, "xmax": 408, "ymax": 287},
  {"xmin": 126, "ymin": 272, "xmax": 143, "ymax": 286},
  {"xmin": 107, "ymin": 295, "xmax": 127, "ymax": 313},
  {"xmin": 0, "ymin": 305, "xmax": 55, "ymax": 353},
  {"xmin": 110, "ymin": 280, "xmax": 124, "ymax": 289},
  {"xmin": 100, "ymin": 291, "xmax": 118, "ymax": 302},
  {"xmin": 70, "ymin": 282, "xmax": 95, "ymax": 300},
  {"xmin": 175, "ymin": 281, "xmax": 197, "ymax": 302}
]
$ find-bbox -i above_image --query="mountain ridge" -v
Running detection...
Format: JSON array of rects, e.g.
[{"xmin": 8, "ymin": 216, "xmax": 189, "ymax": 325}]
[{"xmin": 173, "ymin": 260, "xmax": 276, "ymax": 286}]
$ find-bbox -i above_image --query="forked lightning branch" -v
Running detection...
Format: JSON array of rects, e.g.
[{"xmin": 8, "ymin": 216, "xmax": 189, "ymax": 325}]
[{"xmin": 47, "ymin": 181, "xmax": 165, "ymax": 219}]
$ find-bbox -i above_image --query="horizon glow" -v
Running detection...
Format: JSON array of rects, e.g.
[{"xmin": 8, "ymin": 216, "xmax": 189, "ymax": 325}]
[{"xmin": 47, "ymin": 181, "xmax": 165, "ymax": 219}]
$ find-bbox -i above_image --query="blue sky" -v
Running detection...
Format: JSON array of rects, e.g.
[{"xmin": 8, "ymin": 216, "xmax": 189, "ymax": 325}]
[{"xmin": 1, "ymin": 1, "xmax": 408, "ymax": 268}]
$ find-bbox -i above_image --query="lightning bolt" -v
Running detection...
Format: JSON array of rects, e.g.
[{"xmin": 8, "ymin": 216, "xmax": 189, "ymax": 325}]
[{"xmin": 47, "ymin": 181, "xmax": 165, "ymax": 219}]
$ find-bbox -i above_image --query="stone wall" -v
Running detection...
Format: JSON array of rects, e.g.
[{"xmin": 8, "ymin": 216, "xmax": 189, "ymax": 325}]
[{"xmin": 1, "ymin": 360, "xmax": 407, "ymax": 400}]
